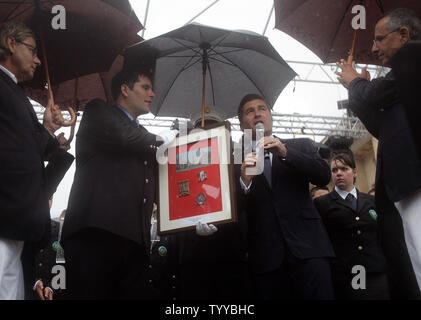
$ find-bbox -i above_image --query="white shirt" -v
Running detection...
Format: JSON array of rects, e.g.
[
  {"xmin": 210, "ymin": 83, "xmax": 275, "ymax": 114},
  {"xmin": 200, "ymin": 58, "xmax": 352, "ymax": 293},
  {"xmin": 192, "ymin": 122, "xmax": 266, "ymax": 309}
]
[
  {"xmin": 0, "ymin": 64, "xmax": 18, "ymax": 84},
  {"xmin": 334, "ymin": 186, "xmax": 357, "ymax": 200}
]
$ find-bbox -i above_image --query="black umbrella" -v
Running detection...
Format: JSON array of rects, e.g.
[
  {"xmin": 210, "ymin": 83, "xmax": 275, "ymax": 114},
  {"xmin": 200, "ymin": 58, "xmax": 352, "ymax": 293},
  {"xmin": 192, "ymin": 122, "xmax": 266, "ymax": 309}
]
[{"xmin": 125, "ymin": 23, "xmax": 296, "ymax": 127}]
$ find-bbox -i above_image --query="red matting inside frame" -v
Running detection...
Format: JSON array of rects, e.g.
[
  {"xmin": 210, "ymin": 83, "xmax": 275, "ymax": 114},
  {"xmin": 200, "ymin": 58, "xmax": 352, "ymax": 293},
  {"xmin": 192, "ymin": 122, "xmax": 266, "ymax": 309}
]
[{"xmin": 167, "ymin": 137, "xmax": 222, "ymax": 220}]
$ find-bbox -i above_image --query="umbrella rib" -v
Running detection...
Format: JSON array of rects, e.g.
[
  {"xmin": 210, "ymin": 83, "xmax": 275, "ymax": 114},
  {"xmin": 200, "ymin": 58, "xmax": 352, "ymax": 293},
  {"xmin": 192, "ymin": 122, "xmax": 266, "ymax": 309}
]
[
  {"xmin": 208, "ymin": 48, "xmax": 246, "ymax": 56},
  {"xmin": 209, "ymin": 31, "xmax": 233, "ymax": 51},
  {"xmin": 161, "ymin": 54, "xmax": 202, "ymax": 58},
  {"xmin": 324, "ymin": 0, "xmax": 355, "ymax": 62},
  {"xmin": 214, "ymin": 52, "xmax": 266, "ymax": 98},
  {"xmin": 181, "ymin": 56, "xmax": 202, "ymax": 71},
  {"xmin": 170, "ymin": 38, "xmax": 203, "ymax": 56},
  {"xmin": 154, "ymin": 55, "xmax": 202, "ymax": 115},
  {"xmin": 2, "ymin": 0, "xmax": 30, "ymax": 22},
  {"xmin": 208, "ymin": 56, "xmax": 236, "ymax": 67}
]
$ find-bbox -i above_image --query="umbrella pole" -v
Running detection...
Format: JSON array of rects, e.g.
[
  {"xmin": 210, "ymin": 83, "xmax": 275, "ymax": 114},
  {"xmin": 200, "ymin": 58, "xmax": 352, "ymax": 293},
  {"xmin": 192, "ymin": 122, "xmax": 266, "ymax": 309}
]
[
  {"xmin": 201, "ymin": 71, "xmax": 206, "ymax": 128},
  {"xmin": 39, "ymin": 30, "xmax": 54, "ymax": 105},
  {"xmin": 67, "ymin": 78, "xmax": 79, "ymax": 144},
  {"xmin": 347, "ymin": 29, "xmax": 358, "ymax": 64},
  {"xmin": 39, "ymin": 29, "xmax": 76, "ymax": 127},
  {"xmin": 200, "ymin": 43, "xmax": 210, "ymax": 128}
]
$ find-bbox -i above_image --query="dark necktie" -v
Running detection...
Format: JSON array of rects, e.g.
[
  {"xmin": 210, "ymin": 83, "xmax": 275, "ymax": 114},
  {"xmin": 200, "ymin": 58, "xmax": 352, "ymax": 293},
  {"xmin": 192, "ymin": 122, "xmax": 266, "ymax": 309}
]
[
  {"xmin": 345, "ymin": 193, "xmax": 357, "ymax": 211},
  {"xmin": 263, "ymin": 156, "xmax": 271, "ymax": 188}
]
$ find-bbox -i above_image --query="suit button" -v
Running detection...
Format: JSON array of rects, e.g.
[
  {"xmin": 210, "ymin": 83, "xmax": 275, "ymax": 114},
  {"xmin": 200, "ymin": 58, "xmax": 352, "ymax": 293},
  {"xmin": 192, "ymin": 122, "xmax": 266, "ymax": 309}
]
[
  {"xmin": 355, "ymin": 216, "xmax": 360, "ymax": 221},
  {"xmin": 148, "ymin": 265, "xmax": 152, "ymax": 269},
  {"xmin": 144, "ymin": 198, "xmax": 147, "ymax": 204},
  {"xmin": 145, "ymin": 179, "xmax": 149, "ymax": 183},
  {"xmin": 40, "ymin": 249, "xmax": 44, "ymax": 253},
  {"xmin": 357, "ymin": 230, "xmax": 362, "ymax": 235},
  {"xmin": 358, "ymin": 246, "xmax": 363, "ymax": 251},
  {"xmin": 39, "ymin": 263, "xmax": 42, "ymax": 267},
  {"xmin": 144, "ymin": 161, "xmax": 148, "ymax": 166}
]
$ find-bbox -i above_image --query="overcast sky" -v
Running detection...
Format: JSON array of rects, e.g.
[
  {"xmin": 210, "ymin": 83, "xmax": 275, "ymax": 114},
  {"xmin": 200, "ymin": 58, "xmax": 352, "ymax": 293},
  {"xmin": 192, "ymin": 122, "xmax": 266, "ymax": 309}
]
[{"xmin": 50, "ymin": 0, "xmax": 354, "ymax": 217}]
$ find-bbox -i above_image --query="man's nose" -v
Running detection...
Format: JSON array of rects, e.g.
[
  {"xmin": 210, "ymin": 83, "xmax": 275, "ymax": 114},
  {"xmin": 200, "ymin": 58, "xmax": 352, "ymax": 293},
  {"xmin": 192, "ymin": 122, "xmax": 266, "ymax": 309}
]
[
  {"xmin": 150, "ymin": 89, "xmax": 155, "ymax": 98},
  {"xmin": 371, "ymin": 42, "xmax": 378, "ymax": 54},
  {"xmin": 34, "ymin": 56, "xmax": 41, "ymax": 66}
]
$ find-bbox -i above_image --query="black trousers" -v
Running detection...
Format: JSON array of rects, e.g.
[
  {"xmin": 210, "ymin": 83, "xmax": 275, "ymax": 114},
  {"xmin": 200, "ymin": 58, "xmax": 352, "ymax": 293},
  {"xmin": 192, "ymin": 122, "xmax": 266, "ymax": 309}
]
[
  {"xmin": 251, "ymin": 246, "xmax": 334, "ymax": 300},
  {"xmin": 62, "ymin": 228, "xmax": 148, "ymax": 299}
]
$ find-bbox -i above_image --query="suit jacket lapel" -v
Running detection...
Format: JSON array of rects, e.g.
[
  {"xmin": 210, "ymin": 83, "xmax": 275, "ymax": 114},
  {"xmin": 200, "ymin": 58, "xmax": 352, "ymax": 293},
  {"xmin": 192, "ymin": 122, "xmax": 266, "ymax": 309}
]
[{"xmin": 0, "ymin": 69, "xmax": 40, "ymax": 126}]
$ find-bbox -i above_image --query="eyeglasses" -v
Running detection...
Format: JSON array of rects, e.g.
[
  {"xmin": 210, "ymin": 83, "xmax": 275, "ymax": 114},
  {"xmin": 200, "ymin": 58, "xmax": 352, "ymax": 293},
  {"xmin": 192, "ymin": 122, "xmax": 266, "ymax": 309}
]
[
  {"xmin": 16, "ymin": 40, "xmax": 38, "ymax": 57},
  {"xmin": 373, "ymin": 28, "xmax": 400, "ymax": 46}
]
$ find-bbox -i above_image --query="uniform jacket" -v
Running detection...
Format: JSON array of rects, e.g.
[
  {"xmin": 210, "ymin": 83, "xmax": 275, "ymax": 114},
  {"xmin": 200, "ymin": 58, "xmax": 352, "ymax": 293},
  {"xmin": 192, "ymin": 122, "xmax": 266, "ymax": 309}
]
[{"xmin": 314, "ymin": 190, "xmax": 387, "ymax": 275}]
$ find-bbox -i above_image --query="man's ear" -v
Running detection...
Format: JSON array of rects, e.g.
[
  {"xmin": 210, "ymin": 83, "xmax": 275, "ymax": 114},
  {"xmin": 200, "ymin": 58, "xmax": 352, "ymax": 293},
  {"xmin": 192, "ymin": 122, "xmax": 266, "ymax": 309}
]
[
  {"xmin": 6, "ymin": 36, "xmax": 16, "ymax": 55},
  {"xmin": 400, "ymin": 26, "xmax": 411, "ymax": 43},
  {"xmin": 120, "ymin": 84, "xmax": 129, "ymax": 98}
]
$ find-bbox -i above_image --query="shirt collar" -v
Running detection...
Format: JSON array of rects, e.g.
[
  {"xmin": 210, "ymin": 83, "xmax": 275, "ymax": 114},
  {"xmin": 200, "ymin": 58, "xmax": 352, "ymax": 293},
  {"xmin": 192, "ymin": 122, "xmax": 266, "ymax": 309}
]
[
  {"xmin": 116, "ymin": 104, "xmax": 139, "ymax": 125},
  {"xmin": 0, "ymin": 64, "xmax": 18, "ymax": 84},
  {"xmin": 335, "ymin": 186, "xmax": 357, "ymax": 200}
]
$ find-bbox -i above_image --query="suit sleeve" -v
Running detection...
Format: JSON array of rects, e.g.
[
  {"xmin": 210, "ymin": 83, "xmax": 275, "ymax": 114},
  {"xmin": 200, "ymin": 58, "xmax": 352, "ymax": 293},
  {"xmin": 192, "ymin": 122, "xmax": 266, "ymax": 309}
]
[
  {"xmin": 391, "ymin": 41, "xmax": 421, "ymax": 156},
  {"xmin": 348, "ymin": 76, "xmax": 398, "ymax": 138},
  {"xmin": 80, "ymin": 99, "xmax": 162, "ymax": 155},
  {"xmin": 281, "ymin": 138, "xmax": 331, "ymax": 186},
  {"xmin": 313, "ymin": 196, "xmax": 327, "ymax": 221},
  {"xmin": 44, "ymin": 149, "xmax": 74, "ymax": 199}
]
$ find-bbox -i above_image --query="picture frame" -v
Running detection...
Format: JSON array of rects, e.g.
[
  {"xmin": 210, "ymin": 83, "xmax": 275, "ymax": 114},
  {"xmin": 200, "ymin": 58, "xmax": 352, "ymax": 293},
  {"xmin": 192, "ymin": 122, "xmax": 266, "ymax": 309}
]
[{"xmin": 157, "ymin": 121, "xmax": 237, "ymax": 235}]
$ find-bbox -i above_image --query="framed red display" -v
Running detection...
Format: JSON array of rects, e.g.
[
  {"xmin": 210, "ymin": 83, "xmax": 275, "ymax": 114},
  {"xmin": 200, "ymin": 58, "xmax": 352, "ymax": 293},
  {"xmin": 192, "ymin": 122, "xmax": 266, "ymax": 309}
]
[{"xmin": 157, "ymin": 121, "xmax": 237, "ymax": 235}]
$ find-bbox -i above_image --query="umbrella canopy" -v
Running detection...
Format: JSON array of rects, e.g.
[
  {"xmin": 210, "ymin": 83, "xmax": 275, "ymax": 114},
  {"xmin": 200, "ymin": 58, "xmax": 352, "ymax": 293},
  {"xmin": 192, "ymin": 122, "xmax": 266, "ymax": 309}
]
[
  {"xmin": 1, "ymin": 0, "xmax": 142, "ymax": 89},
  {"xmin": 124, "ymin": 23, "xmax": 296, "ymax": 120},
  {"xmin": 274, "ymin": 0, "xmax": 421, "ymax": 65}
]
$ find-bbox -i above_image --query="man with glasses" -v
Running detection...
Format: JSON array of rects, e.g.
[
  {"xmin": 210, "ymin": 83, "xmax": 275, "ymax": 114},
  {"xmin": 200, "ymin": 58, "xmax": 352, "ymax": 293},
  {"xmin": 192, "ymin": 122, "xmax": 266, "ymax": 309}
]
[
  {"xmin": 0, "ymin": 22, "xmax": 70, "ymax": 300},
  {"xmin": 335, "ymin": 8, "xmax": 421, "ymax": 299}
]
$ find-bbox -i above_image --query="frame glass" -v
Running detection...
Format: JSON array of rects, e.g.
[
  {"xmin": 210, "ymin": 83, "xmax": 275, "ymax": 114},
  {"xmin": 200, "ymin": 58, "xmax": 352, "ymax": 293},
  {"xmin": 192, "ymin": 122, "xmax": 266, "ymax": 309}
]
[{"xmin": 157, "ymin": 121, "xmax": 237, "ymax": 235}]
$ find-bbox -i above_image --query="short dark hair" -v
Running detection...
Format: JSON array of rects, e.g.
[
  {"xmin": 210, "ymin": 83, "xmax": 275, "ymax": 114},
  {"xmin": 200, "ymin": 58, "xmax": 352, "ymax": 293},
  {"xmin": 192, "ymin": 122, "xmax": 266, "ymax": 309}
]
[
  {"xmin": 0, "ymin": 21, "xmax": 35, "ymax": 61},
  {"xmin": 377, "ymin": 8, "xmax": 421, "ymax": 40},
  {"xmin": 111, "ymin": 68, "xmax": 154, "ymax": 101},
  {"xmin": 329, "ymin": 152, "xmax": 356, "ymax": 169},
  {"xmin": 237, "ymin": 93, "xmax": 267, "ymax": 123}
]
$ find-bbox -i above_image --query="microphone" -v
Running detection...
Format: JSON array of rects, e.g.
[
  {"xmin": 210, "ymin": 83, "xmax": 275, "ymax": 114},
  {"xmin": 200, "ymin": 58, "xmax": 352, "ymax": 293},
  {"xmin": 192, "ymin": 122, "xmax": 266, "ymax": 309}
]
[{"xmin": 255, "ymin": 122, "xmax": 270, "ymax": 158}]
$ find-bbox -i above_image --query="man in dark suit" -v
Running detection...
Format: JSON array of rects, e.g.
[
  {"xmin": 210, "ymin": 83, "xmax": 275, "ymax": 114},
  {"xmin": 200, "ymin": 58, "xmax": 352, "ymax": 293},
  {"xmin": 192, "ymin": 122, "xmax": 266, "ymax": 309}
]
[
  {"xmin": 236, "ymin": 94, "xmax": 335, "ymax": 299},
  {"xmin": 61, "ymin": 69, "xmax": 163, "ymax": 299},
  {"xmin": 0, "ymin": 21, "xmax": 70, "ymax": 300},
  {"xmin": 314, "ymin": 152, "xmax": 389, "ymax": 299},
  {"xmin": 335, "ymin": 8, "xmax": 421, "ymax": 298}
]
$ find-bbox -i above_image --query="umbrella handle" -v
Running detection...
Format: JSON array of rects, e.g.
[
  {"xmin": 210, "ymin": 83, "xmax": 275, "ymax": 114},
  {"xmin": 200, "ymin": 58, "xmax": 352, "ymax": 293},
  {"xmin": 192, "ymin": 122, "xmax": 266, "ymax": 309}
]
[
  {"xmin": 66, "ymin": 116, "xmax": 77, "ymax": 144},
  {"xmin": 61, "ymin": 106, "xmax": 77, "ymax": 127}
]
